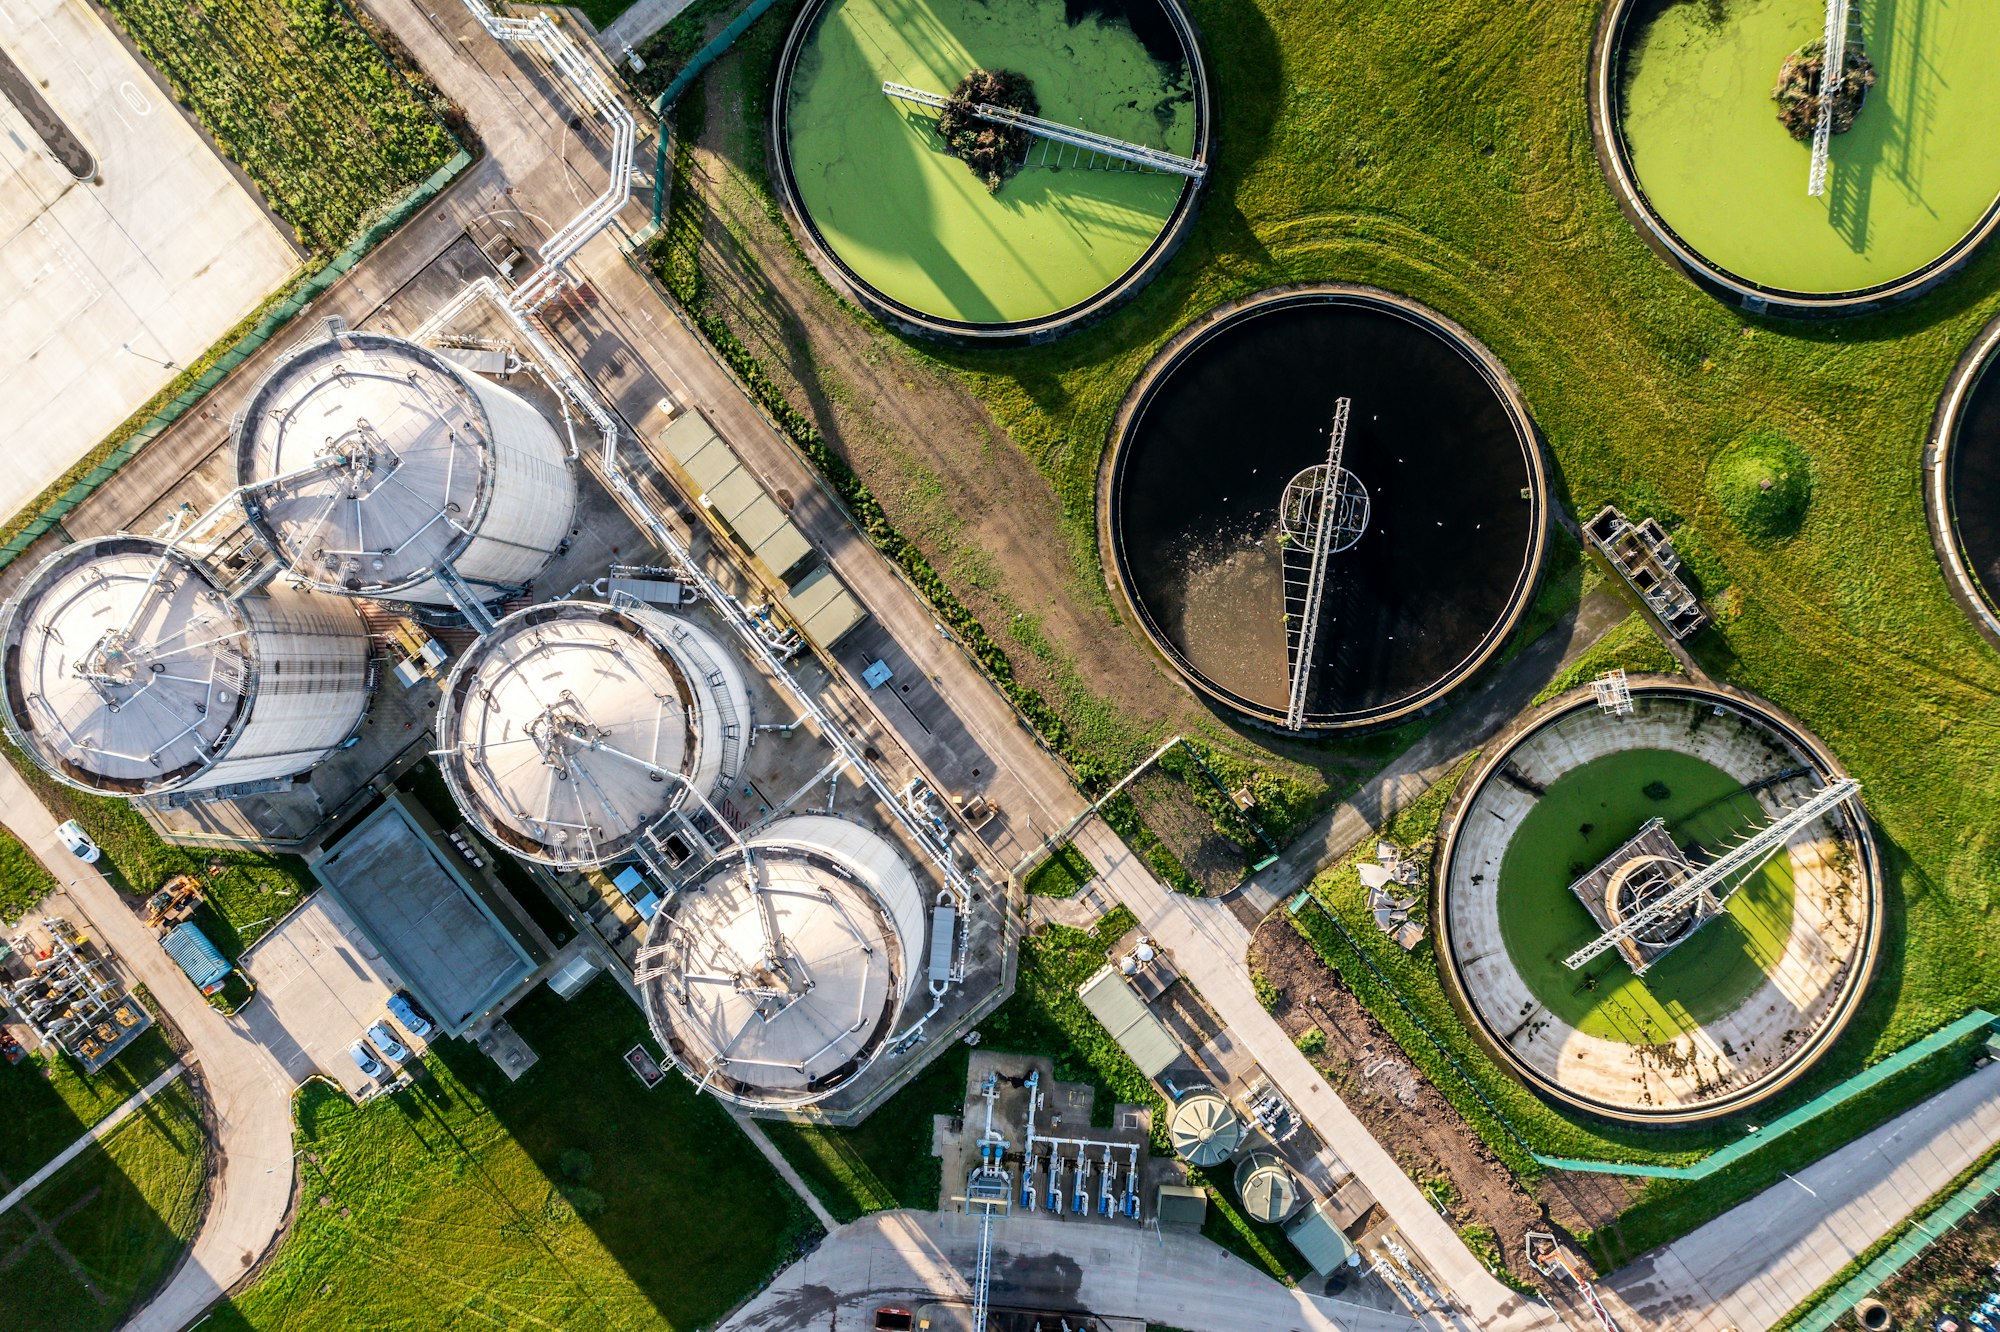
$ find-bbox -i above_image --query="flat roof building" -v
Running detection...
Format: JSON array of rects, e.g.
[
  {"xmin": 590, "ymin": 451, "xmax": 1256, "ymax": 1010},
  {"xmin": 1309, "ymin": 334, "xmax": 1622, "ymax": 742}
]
[
  {"xmin": 311, "ymin": 793, "xmax": 536, "ymax": 1037},
  {"xmin": 1077, "ymin": 964, "xmax": 1179, "ymax": 1079}
]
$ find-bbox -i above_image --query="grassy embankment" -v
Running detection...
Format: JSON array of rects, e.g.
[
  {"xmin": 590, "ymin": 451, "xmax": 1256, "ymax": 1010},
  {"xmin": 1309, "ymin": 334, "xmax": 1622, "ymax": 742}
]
[
  {"xmin": 210, "ymin": 978, "xmax": 818, "ymax": 1330},
  {"xmin": 3, "ymin": 745, "xmax": 315, "ymax": 959},
  {"xmin": 0, "ymin": 1079, "xmax": 210, "ymax": 1332},
  {"xmin": 761, "ymin": 910, "xmax": 1314, "ymax": 1282},
  {"xmin": 0, "ymin": 823, "xmax": 59, "ymax": 923}
]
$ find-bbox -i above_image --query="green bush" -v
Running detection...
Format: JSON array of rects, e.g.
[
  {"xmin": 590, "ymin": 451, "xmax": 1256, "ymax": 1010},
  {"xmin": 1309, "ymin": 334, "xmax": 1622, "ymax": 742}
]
[
  {"xmin": 1707, "ymin": 429, "xmax": 1813, "ymax": 542},
  {"xmin": 1295, "ymin": 1028, "xmax": 1326, "ymax": 1055}
]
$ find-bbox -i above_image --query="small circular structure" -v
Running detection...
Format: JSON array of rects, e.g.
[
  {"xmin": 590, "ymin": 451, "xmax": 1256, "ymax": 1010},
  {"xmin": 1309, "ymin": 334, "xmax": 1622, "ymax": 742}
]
[
  {"xmin": 1593, "ymin": 0, "xmax": 2000, "ymax": 313},
  {"xmin": 1168, "ymin": 1091, "xmax": 1243, "ymax": 1167},
  {"xmin": 1103, "ymin": 286, "xmax": 1548, "ymax": 730},
  {"xmin": 771, "ymin": 0, "xmax": 1211, "ymax": 341},
  {"xmin": 236, "ymin": 326, "xmax": 576, "ymax": 607},
  {"xmin": 435, "ymin": 601, "xmax": 752, "ymax": 868},
  {"xmin": 1926, "ymin": 315, "xmax": 2000, "ymax": 649},
  {"xmin": 1, "ymin": 535, "xmax": 370, "ymax": 796},
  {"xmin": 1435, "ymin": 683, "xmax": 1881, "ymax": 1123},
  {"xmin": 1234, "ymin": 1151, "xmax": 1301, "ymax": 1225},
  {"xmin": 638, "ymin": 815, "xmax": 930, "ymax": 1109}
]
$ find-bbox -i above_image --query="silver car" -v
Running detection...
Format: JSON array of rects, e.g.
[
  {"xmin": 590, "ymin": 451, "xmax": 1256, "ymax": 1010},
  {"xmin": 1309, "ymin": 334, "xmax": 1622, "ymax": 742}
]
[
  {"xmin": 348, "ymin": 1041, "xmax": 385, "ymax": 1080},
  {"xmin": 366, "ymin": 1022, "xmax": 410, "ymax": 1063}
]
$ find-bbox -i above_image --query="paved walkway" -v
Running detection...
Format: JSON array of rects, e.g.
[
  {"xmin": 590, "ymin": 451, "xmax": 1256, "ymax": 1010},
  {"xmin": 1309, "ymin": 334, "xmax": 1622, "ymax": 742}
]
[
  {"xmin": 1604, "ymin": 1059, "xmax": 2000, "ymax": 1332},
  {"xmin": 0, "ymin": 761, "xmax": 296, "ymax": 1332},
  {"xmin": 0, "ymin": 1058, "xmax": 190, "ymax": 1216},
  {"xmin": 723, "ymin": 1209, "xmax": 1421, "ymax": 1332},
  {"xmin": 733, "ymin": 1108, "xmax": 841, "ymax": 1232},
  {"xmin": 594, "ymin": 0, "xmax": 701, "ymax": 56}
]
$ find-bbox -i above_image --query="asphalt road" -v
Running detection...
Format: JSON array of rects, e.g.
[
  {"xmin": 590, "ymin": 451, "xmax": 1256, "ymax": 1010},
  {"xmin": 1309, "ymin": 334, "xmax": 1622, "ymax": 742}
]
[{"xmin": 723, "ymin": 1209, "xmax": 1421, "ymax": 1332}]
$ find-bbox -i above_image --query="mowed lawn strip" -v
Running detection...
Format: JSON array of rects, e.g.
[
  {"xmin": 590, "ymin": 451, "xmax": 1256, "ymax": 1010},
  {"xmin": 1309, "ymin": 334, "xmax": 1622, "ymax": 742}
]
[
  {"xmin": 0, "ymin": 1027, "xmax": 182, "ymax": 1182},
  {"xmin": 213, "ymin": 977, "xmax": 819, "ymax": 1330},
  {"xmin": 4, "ymin": 1076, "xmax": 210, "ymax": 1332}
]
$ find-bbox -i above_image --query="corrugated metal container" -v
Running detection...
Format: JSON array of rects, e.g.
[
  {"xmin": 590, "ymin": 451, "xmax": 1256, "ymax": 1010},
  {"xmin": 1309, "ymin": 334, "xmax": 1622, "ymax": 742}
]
[
  {"xmin": 235, "ymin": 326, "xmax": 575, "ymax": 607},
  {"xmin": 160, "ymin": 922, "xmax": 232, "ymax": 992},
  {"xmin": 1, "ymin": 536, "xmax": 370, "ymax": 795}
]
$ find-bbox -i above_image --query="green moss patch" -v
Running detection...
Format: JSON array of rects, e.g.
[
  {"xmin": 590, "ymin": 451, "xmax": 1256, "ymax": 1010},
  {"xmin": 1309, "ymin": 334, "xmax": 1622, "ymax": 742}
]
[{"xmin": 1708, "ymin": 430, "xmax": 1814, "ymax": 541}]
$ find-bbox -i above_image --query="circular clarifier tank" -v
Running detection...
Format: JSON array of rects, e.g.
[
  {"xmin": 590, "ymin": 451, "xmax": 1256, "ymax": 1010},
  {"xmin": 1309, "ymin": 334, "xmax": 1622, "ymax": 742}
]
[
  {"xmin": 1599, "ymin": 0, "xmax": 2000, "ymax": 309},
  {"xmin": 772, "ymin": 0, "xmax": 1210, "ymax": 338},
  {"xmin": 1929, "ymin": 317, "xmax": 2000, "ymax": 648},
  {"xmin": 1436, "ymin": 684, "xmax": 1880, "ymax": 1122},
  {"xmin": 1104, "ymin": 287, "xmax": 1548, "ymax": 730}
]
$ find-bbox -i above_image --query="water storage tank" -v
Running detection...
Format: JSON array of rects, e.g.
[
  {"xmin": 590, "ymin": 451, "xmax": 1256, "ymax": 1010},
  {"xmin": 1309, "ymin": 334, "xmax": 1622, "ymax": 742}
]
[
  {"xmin": 235, "ymin": 325, "xmax": 575, "ymax": 607},
  {"xmin": 2, "ymin": 536, "xmax": 370, "ymax": 796},
  {"xmin": 639, "ymin": 814, "xmax": 929, "ymax": 1108},
  {"xmin": 1170, "ymin": 1091, "xmax": 1244, "ymax": 1167},
  {"xmin": 434, "ymin": 601, "xmax": 752, "ymax": 867},
  {"xmin": 1234, "ymin": 1150, "xmax": 1302, "ymax": 1224}
]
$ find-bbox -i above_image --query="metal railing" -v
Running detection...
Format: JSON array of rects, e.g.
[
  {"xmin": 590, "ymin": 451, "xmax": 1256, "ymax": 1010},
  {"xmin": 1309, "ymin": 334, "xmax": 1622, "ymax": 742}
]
[{"xmin": 883, "ymin": 81, "xmax": 1206, "ymax": 181}]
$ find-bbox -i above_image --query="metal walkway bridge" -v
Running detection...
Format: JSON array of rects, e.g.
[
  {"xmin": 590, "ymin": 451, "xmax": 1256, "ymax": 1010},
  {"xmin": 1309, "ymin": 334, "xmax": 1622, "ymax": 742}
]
[
  {"xmin": 882, "ymin": 81, "xmax": 1207, "ymax": 182},
  {"xmin": 1279, "ymin": 397, "xmax": 1367, "ymax": 730},
  {"xmin": 1563, "ymin": 776, "xmax": 1861, "ymax": 970},
  {"xmin": 1808, "ymin": 0, "xmax": 1854, "ymax": 196}
]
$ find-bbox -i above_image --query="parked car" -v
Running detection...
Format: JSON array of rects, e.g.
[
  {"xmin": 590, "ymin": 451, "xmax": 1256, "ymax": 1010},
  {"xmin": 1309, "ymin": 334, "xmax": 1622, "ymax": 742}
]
[
  {"xmin": 386, "ymin": 992, "xmax": 434, "ymax": 1039},
  {"xmin": 349, "ymin": 1041, "xmax": 386, "ymax": 1080},
  {"xmin": 54, "ymin": 820, "xmax": 100, "ymax": 864},
  {"xmin": 367, "ymin": 1022, "xmax": 410, "ymax": 1063}
]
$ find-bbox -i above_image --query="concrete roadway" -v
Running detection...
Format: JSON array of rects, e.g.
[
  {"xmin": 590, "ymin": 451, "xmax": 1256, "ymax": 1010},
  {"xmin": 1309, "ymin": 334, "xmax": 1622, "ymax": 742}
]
[
  {"xmin": 0, "ymin": 760, "xmax": 296, "ymax": 1332},
  {"xmin": 723, "ymin": 1209, "xmax": 1422, "ymax": 1332}
]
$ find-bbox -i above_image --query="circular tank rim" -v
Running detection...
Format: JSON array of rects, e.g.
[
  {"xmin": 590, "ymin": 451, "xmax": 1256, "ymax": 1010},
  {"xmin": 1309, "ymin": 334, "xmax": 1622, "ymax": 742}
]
[
  {"xmin": 1587, "ymin": 0, "xmax": 2000, "ymax": 317},
  {"xmin": 1923, "ymin": 313, "xmax": 2000, "ymax": 650},
  {"xmin": 766, "ymin": 0, "xmax": 1215, "ymax": 345},
  {"xmin": 638, "ymin": 830, "xmax": 911, "ymax": 1110},
  {"xmin": 1096, "ymin": 283, "xmax": 1552, "ymax": 732},
  {"xmin": 234, "ymin": 328, "xmax": 501, "ymax": 598},
  {"xmin": 1430, "ymin": 677, "xmax": 1885, "ymax": 1126},
  {"xmin": 433, "ymin": 599, "xmax": 707, "ymax": 867},
  {"xmin": 1, "ymin": 535, "xmax": 263, "ymax": 796}
]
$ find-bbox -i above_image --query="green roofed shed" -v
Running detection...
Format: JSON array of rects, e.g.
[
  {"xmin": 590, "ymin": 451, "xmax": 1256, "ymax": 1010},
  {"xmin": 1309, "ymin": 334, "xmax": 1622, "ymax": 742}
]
[
  {"xmin": 1285, "ymin": 1197, "xmax": 1359, "ymax": 1275},
  {"xmin": 1077, "ymin": 963, "xmax": 1179, "ymax": 1078}
]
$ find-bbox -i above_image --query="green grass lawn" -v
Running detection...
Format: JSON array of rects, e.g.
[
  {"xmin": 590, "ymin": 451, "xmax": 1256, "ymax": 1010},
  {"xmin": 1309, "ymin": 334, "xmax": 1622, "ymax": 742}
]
[
  {"xmin": 1, "ymin": 1077, "xmax": 209, "ymax": 1332},
  {"xmin": 1531, "ymin": 611, "xmax": 1683, "ymax": 706},
  {"xmin": 762, "ymin": 909, "xmax": 1313, "ymax": 1281},
  {"xmin": 0, "ymin": 822, "xmax": 58, "ymax": 924},
  {"xmin": 3, "ymin": 742, "xmax": 316, "ymax": 958},
  {"xmin": 212, "ymin": 977, "xmax": 818, "ymax": 1330},
  {"xmin": 102, "ymin": 0, "xmax": 459, "ymax": 255},
  {"xmin": 1023, "ymin": 842, "xmax": 1097, "ymax": 898},
  {"xmin": 0, "ymin": 1026, "xmax": 182, "ymax": 1183}
]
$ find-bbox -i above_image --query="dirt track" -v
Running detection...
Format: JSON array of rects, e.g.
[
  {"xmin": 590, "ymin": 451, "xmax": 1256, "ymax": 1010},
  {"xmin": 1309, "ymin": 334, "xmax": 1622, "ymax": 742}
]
[{"xmin": 1248, "ymin": 912, "xmax": 1639, "ymax": 1288}]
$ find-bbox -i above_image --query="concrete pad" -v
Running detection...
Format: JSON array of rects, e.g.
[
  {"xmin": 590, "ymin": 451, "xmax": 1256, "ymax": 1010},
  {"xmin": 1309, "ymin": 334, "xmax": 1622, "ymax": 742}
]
[
  {"xmin": 0, "ymin": 0, "xmax": 295, "ymax": 523},
  {"xmin": 240, "ymin": 891, "xmax": 411, "ymax": 1097}
]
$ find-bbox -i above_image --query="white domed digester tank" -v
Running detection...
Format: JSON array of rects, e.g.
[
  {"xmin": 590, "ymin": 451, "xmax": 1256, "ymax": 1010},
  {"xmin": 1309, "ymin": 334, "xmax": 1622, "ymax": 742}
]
[
  {"xmin": 434, "ymin": 601, "xmax": 752, "ymax": 866},
  {"xmin": 639, "ymin": 814, "xmax": 930, "ymax": 1109},
  {"xmin": 235, "ymin": 326, "xmax": 575, "ymax": 607},
  {"xmin": 2, "ymin": 536, "xmax": 370, "ymax": 796}
]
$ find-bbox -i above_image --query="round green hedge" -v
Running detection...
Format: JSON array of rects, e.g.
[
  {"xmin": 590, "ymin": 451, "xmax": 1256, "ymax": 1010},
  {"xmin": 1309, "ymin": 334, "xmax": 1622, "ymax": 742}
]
[{"xmin": 1707, "ymin": 430, "xmax": 1813, "ymax": 541}]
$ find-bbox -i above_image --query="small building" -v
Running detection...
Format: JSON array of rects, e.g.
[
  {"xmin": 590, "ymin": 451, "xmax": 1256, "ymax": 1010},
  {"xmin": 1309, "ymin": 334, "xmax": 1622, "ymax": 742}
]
[
  {"xmin": 1154, "ymin": 1183, "xmax": 1208, "ymax": 1229},
  {"xmin": 160, "ymin": 922, "xmax": 231, "ymax": 995},
  {"xmin": 312, "ymin": 793, "xmax": 537, "ymax": 1037},
  {"xmin": 1077, "ymin": 964, "xmax": 1179, "ymax": 1079},
  {"xmin": 1285, "ymin": 1197, "xmax": 1360, "ymax": 1274}
]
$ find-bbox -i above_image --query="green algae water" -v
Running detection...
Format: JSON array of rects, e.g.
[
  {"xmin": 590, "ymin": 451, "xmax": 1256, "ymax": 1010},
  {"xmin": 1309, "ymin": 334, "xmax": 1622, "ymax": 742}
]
[
  {"xmin": 783, "ymin": 0, "xmax": 1195, "ymax": 325},
  {"xmin": 1496, "ymin": 749, "xmax": 1796, "ymax": 1045},
  {"xmin": 1619, "ymin": 0, "xmax": 2000, "ymax": 294}
]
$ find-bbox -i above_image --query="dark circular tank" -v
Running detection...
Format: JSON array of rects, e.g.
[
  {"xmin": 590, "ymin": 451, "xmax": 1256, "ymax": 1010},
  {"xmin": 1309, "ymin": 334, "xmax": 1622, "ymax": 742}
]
[
  {"xmin": 1105, "ymin": 288, "xmax": 1548, "ymax": 729},
  {"xmin": 1941, "ymin": 327, "xmax": 2000, "ymax": 642}
]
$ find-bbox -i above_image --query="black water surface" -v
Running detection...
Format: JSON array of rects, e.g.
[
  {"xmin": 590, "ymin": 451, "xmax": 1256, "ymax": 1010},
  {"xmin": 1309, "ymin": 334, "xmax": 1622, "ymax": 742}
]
[
  {"xmin": 1950, "ymin": 353, "xmax": 2000, "ymax": 620},
  {"xmin": 1111, "ymin": 295, "xmax": 1539, "ymax": 724},
  {"xmin": 1065, "ymin": 0, "xmax": 1186, "ymax": 69}
]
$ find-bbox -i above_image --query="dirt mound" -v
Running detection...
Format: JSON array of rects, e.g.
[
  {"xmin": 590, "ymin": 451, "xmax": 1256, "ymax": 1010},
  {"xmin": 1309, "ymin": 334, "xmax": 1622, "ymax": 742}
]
[
  {"xmin": 937, "ymin": 69, "xmax": 1039, "ymax": 192},
  {"xmin": 1774, "ymin": 41, "xmax": 1877, "ymax": 142}
]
